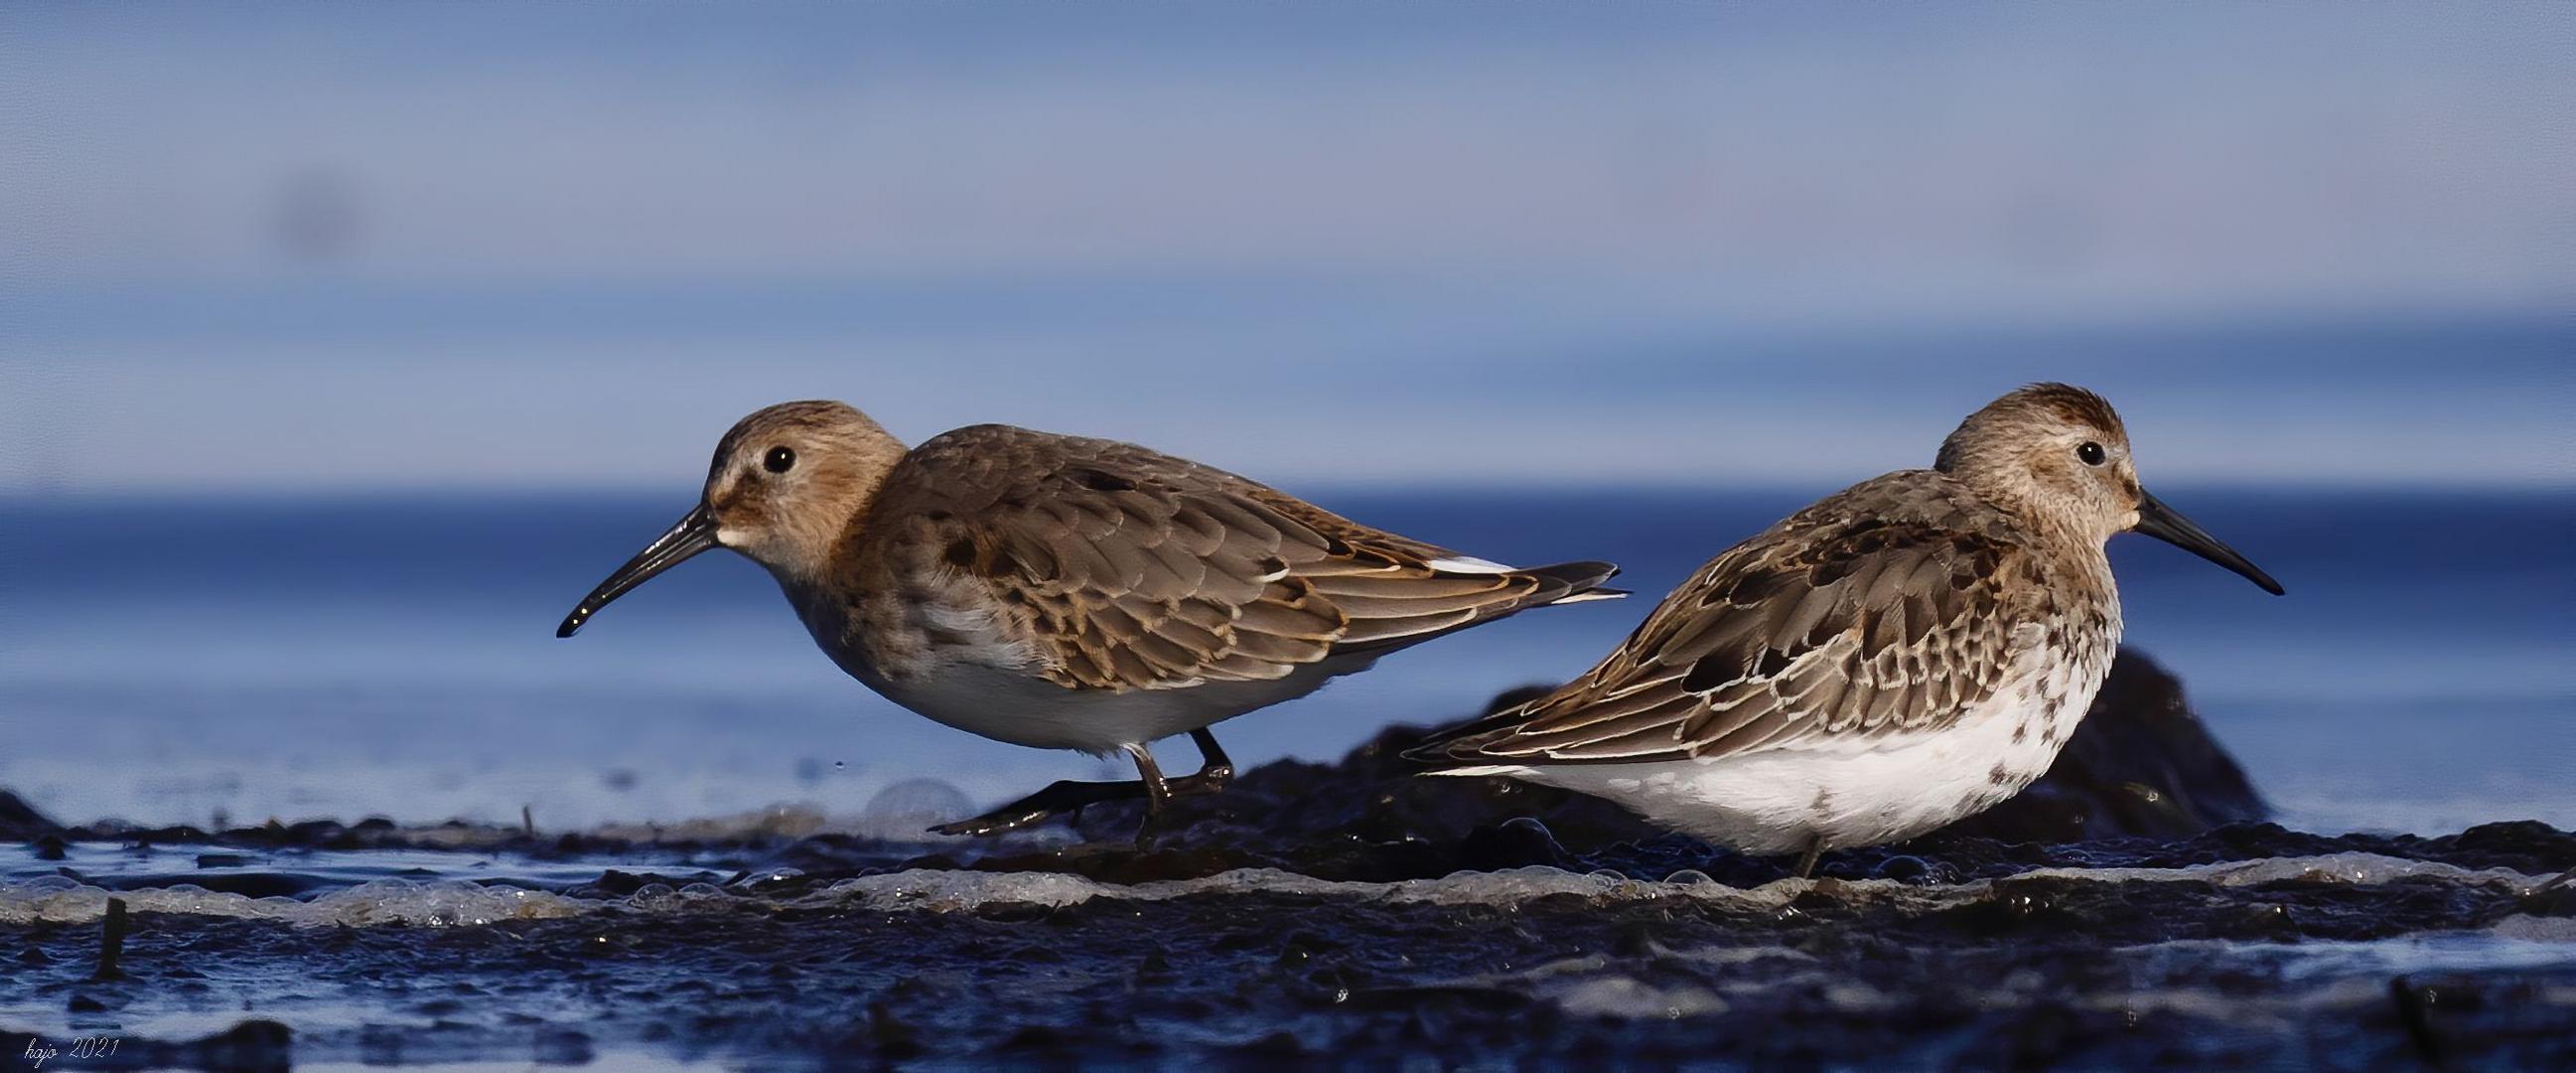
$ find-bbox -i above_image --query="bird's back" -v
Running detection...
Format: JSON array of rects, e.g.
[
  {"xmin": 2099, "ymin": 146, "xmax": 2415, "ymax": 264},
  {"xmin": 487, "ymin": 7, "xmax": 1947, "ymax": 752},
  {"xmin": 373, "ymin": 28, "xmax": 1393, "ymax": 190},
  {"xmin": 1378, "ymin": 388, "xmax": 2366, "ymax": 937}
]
[
  {"xmin": 1411, "ymin": 469, "xmax": 2117, "ymax": 767},
  {"xmin": 828, "ymin": 423, "xmax": 1622, "ymax": 695}
]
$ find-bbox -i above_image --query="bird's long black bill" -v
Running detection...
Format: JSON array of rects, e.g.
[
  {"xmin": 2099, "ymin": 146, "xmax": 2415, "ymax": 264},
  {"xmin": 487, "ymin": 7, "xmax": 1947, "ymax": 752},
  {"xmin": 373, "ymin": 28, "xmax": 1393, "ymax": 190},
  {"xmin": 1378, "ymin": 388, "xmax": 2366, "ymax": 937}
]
[
  {"xmin": 2134, "ymin": 489, "xmax": 2284, "ymax": 595},
  {"xmin": 556, "ymin": 505, "xmax": 719, "ymax": 637}
]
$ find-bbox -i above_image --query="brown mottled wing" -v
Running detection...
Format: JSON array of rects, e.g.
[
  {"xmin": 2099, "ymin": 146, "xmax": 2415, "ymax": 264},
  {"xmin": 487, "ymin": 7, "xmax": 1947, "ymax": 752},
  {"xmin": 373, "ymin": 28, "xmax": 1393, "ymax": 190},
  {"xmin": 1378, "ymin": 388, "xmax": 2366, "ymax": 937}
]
[
  {"xmin": 1409, "ymin": 476, "xmax": 2048, "ymax": 765},
  {"xmin": 869, "ymin": 425, "xmax": 1620, "ymax": 691}
]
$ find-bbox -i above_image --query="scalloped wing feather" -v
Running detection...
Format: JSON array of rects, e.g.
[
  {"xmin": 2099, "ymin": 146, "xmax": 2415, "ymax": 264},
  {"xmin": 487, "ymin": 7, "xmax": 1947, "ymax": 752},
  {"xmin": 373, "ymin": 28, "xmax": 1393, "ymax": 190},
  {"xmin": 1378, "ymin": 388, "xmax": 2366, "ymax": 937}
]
[
  {"xmin": 1409, "ymin": 472, "xmax": 2058, "ymax": 766},
  {"xmin": 858, "ymin": 425, "xmax": 1619, "ymax": 692}
]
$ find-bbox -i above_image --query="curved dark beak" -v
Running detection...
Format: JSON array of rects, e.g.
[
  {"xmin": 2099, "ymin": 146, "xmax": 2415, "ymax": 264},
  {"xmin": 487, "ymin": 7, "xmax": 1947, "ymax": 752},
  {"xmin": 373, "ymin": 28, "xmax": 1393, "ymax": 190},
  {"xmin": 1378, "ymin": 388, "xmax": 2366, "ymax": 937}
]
[
  {"xmin": 556, "ymin": 504, "xmax": 719, "ymax": 637},
  {"xmin": 2133, "ymin": 489, "xmax": 2284, "ymax": 595}
]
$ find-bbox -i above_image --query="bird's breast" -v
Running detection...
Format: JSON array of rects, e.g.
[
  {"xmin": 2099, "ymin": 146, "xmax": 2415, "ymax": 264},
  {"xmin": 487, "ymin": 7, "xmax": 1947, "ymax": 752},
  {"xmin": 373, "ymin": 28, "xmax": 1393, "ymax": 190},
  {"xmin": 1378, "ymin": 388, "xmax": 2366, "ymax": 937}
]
[{"xmin": 784, "ymin": 557, "xmax": 1044, "ymax": 691}]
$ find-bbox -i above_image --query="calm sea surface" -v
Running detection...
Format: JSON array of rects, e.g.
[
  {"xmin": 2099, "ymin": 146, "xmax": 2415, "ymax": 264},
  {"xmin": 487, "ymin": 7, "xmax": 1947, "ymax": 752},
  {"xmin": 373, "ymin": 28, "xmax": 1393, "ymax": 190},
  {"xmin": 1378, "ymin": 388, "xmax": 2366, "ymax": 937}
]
[{"xmin": 3, "ymin": 488, "xmax": 2568, "ymax": 836}]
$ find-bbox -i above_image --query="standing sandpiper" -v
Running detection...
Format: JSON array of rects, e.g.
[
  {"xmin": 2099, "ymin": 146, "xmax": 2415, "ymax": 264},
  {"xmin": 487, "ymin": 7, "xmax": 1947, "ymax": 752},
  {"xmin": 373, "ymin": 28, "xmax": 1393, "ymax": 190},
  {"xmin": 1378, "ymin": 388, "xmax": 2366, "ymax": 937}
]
[
  {"xmin": 1406, "ymin": 384, "xmax": 2281, "ymax": 876},
  {"xmin": 558, "ymin": 401, "xmax": 1623, "ymax": 837}
]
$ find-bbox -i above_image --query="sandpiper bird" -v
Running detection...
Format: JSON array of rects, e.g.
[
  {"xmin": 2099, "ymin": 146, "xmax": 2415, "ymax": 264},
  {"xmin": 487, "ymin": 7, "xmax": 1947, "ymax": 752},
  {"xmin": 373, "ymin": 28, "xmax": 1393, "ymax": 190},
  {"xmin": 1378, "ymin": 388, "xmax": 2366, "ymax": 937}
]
[
  {"xmin": 1406, "ymin": 384, "xmax": 2281, "ymax": 876},
  {"xmin": 557, "ymin": 401, "xmax": 1623, "ymax": 837}
]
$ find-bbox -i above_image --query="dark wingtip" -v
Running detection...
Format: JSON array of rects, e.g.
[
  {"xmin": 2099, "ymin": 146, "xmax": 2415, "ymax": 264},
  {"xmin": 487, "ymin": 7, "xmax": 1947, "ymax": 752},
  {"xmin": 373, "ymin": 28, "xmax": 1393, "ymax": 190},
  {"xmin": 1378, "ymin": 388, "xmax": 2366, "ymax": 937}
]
[
  {"xmin": 1400, "ymin": 729, "xmax": 1518, "ymax": 772},
  {"xmin": 1395, "ymin": 734, "xmax": 1472, "ymax": 769},
  {"xmin": 1522, "ymin": 559, "xmax": 1625, "ymax": 604}
]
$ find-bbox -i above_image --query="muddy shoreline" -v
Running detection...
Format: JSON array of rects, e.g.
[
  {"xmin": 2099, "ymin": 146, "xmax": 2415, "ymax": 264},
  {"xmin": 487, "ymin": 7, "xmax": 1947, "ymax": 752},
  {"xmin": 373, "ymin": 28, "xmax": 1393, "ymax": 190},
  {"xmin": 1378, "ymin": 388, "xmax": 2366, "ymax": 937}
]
[
  {"xmin": 4, "ymin": 832, "xmax": 2571, "ymax": 1068},
  {"xmin": 6, "ymin": 652, "xmax": 2573, "ymax": 1067}
]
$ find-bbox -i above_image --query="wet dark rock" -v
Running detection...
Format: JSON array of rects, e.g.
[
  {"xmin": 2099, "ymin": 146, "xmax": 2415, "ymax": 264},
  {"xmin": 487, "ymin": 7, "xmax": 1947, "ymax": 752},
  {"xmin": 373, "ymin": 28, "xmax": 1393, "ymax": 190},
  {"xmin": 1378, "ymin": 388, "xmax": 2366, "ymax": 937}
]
[
  {"xmin": 0, "ymin": 790, "xmax": 63, "ymax": 840},
  {"xmin": 4, "ymin": 650, "xmax": 2567, "ymax": 1067},
  {"xmin": 564, "ymin": 869, "xmax": 727, "ymax": 899},
  {"xmin": 864, "ymin": 1001, "xmax": 923, "ymax": 1059},
  {"xmin": 581, "ymin": 869, "xmax": 655, "ymax": 897},
  {"xmin": 2519, "ymin": 875, "xmax": 2576, "ymax": 918},
  {"xmin": 4, "ymin": 871, "xmax": 2566, "ymax": 1068},
  {"xmin": 530, "ymin": 1027, "xmax": 595, "ymax": 1065},
  {"xmin": 188, "ymin": 1019, "xmax": 294, "ymax": 1073},
  {"xmin": 944, "ymin": 646, "xmax": 2279, "ymax": 881},
  {"xmin": 1458, "ymin": 817, "xmax": 1574, "ymax": 871}
]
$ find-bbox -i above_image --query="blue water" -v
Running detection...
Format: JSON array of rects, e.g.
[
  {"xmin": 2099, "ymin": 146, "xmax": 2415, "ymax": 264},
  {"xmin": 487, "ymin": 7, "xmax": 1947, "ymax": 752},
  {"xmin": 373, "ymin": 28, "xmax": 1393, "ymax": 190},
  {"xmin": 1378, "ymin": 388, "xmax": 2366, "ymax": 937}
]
[{"xmin": 2, "ymin": 488, "xmax": 2568, "ymax": 836}]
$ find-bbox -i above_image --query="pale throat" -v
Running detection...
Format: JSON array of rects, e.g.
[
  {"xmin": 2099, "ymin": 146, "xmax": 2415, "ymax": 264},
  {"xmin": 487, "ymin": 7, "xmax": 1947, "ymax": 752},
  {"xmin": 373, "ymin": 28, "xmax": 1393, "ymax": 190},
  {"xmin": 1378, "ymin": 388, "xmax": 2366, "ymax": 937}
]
[{"xmin": 747, "ymin": 529, "xmax": 848, "ymax": 594}]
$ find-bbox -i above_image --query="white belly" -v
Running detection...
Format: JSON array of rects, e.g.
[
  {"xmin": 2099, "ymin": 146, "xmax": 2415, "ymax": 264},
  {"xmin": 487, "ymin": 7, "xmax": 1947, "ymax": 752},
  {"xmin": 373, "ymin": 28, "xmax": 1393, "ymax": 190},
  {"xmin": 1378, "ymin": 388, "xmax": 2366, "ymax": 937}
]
[
  {"xmin": 1481, "ymin": 661, "xmax": 2105, "ymax": 854},
  {"xmin": 788, "ymin": 572, "xmax": 1387, "ymax": 755},
  {"xmin": 857, "ymin": 652, "xmax": 1378, "ymax": 755}
]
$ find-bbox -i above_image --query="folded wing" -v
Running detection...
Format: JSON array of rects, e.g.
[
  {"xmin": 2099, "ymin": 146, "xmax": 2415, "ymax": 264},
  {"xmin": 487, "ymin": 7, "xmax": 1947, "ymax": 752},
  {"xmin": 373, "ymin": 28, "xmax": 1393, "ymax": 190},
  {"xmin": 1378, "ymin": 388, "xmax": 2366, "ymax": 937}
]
[
  {"xmin": 871, "ymin": 425, "xmax": 1622, "ymax": 691},
  {"xmin": 1408, "ymin": 505, "xmax": 2043, "ymax": 766}
]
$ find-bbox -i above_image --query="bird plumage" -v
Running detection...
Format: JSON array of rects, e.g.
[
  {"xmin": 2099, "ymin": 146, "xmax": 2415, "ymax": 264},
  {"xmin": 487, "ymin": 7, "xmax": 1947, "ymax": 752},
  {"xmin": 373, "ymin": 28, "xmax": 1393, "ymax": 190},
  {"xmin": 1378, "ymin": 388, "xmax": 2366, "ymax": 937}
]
[
  {"xmin": 831, "ymin": 424, "xmax": 1620, "ymax": 695},
  {"xmin": 559, "ymin": 400, "xmax": 1623, "ymax": 835},
  {"xmin": 1402, "ymin": 383, "xmax": 2277, "ymax": 863},
  {"xmin": 1407, "ymin": 470, "xmax": 2108, "ymax": 767}
]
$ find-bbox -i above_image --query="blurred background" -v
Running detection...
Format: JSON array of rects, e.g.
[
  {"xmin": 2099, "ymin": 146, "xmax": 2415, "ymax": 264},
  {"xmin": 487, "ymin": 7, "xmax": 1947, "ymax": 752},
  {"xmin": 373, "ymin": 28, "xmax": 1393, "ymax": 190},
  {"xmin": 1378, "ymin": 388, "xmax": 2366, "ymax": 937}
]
[{"xmin": 2, "ymin": 3, "xmax": 2568, "ymax": 837}]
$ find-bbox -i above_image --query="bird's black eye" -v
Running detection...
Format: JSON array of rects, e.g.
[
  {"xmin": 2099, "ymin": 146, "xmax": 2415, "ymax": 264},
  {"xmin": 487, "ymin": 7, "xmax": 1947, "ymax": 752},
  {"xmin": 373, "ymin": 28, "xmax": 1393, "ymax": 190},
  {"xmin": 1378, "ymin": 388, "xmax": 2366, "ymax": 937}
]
[
  {"xmin": 2075, "ymin": 441, "xmax": 2106, "ymax": 467},
  {"xmin": 763, "ymin": 446, "xmax": 796, "ymax": 474}
]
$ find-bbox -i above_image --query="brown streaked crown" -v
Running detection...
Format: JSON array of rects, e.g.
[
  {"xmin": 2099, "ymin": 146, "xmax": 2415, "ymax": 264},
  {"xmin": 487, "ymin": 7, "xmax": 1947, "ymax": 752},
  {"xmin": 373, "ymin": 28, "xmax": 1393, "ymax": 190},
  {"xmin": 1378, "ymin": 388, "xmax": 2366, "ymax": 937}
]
[{"xmin": 1932, "ymin": 383, "xmax": 2142, "ymax": 542}]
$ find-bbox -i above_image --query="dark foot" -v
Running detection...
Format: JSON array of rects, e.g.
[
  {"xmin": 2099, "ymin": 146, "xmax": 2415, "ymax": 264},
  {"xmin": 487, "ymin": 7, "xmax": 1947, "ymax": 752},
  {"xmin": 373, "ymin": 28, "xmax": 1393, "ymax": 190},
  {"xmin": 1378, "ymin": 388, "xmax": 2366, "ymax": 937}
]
[
  {"xmin": 1128, "ymin": 769, "xmax": 1236, "ymax": 847},
  {"xmin": 1790, "ymin": 836, "xmax": 1825, "ymax": 880},
  {"xmin": 1126, "ymin": 732, "xmax": 1239, "ymax": 846},
  {"xmin": 1162, "ymin": 769, "xmax": 1229, "ymax": 800},
  {"xmin": 927, "ymin": 779, "xmax": 1149, "ymax": 838},
  {"xmin": 1187, "ymin": 728, "xmax": 1234, "ymax": 790}
]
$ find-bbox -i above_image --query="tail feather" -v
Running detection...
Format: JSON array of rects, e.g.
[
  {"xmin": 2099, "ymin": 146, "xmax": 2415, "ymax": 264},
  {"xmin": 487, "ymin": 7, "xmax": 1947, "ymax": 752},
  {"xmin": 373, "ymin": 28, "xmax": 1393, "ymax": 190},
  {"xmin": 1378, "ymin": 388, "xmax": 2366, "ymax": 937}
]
[
  {"xmin": 1395, "ymin": 562, "xmax": 1624, "ymax": 768},
  {"xmin": 1507, "ymin": 559, "xmax": 1627, "ymax": 606},
  {"xmin": 1330, "ymin": 559, "xmax": 1624, "ymax": 657},
  {"xmin": 1403, "ymin": 699, "xmax": 1549, "ymax": 769}
]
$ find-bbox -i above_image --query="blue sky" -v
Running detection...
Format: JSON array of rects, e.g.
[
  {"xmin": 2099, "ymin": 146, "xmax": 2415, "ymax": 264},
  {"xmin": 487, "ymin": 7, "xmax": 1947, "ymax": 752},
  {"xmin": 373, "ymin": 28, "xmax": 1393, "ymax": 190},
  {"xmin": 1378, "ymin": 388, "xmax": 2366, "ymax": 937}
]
[{"xmin": 2, "ymin": 3, "xmax": 2568, "ymax": 492}]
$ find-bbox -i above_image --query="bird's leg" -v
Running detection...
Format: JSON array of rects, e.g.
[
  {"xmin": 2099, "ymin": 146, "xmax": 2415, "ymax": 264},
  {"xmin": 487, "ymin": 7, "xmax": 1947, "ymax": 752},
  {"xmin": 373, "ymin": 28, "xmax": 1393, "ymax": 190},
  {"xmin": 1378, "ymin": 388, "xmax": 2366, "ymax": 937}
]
[
  {"xmin": 923, "ymin": 732, "xmax": 1237, "ymax": 842},
  {"xmin": 926, "ymin": 777, "xmax": 1150, "ymax": 838},
  {"xmin": 1122, "ymin": 742, "xmax": 1177, "ymax": 847},
  {"xmin": 1125, "ymin": 733, "xmax": 1236, "ymax": 846},
  {"xmin": 1121, "ymin": 742, "xmax": 1176, "ymax": 812},
  {"xmin": 1790, "ymin": 835, "xmax": 1825, "ymax": 880},
  {"xmin": 1164, "ymin": 728, "xmax": 1233, "ymax": 798}
]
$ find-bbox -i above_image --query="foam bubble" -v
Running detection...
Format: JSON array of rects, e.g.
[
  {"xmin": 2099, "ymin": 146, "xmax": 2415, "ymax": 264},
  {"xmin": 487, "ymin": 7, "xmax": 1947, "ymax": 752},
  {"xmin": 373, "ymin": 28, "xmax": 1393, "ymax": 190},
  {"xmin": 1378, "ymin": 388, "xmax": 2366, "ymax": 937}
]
[
  {"xmin": 815, "ymin": 865, "xmax": 1825, "ymax": 913},
  {"xmin": 1553, "ymin": 976, "xmax": 1730, "ymax": 1019},
  {"xmin": 2020, "ymin": 853, "xmax": 2552, "ymax": 891},
  {"xmin": 809, "ymin": 855, "xmax": 2551, "ymax": 916},
  {"xmin": 1, "ymin": 852, "xmax": 2544, "ymax": 927},
  {"xmin": 0, "ymin": 876, "xmax": 591, "ymax": 927}
]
